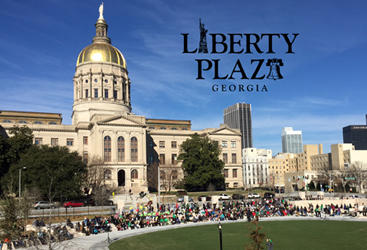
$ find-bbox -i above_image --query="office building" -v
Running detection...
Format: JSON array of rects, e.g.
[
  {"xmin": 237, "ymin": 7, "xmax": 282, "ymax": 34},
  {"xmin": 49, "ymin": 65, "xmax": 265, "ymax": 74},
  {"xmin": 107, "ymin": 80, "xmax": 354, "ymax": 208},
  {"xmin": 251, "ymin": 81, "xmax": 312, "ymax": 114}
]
[
  {"xmin": 281, "ymin": 127, "xmax": 303, "ymax": 154},
  {"xmin": 224, "ymin": 103, "xmax": 253, "ymax": 148},
  {"xmin": 343, "ymin": 125, "xmax": 367, "ymax": 150},
  {"xmin": 242, "ymin": 148, "xmax": 272, "ymax": 189}
]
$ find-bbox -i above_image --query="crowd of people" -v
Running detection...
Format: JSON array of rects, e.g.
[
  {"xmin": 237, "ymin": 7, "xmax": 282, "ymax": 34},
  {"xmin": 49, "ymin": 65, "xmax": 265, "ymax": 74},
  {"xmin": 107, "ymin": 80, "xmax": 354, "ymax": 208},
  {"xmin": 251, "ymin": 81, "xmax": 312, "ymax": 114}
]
[
  {"xmin": 1, "ymin": 198, "xmax": 366, "ymax": 249},
  {"xmin": 67, "ymin": 198, "xmax": 367, "ymax": 233}
]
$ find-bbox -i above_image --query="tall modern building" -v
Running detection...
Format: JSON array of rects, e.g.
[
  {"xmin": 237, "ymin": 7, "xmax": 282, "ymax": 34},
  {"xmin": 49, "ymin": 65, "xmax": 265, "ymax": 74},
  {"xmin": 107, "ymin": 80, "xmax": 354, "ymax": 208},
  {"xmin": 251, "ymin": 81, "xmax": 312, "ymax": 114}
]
[
  {"xmin": 343, "ymin": 125, "xmax": 367, "ymax": 150},
  {"xmin": 224, "ymin": 103, "xmax": 253, "ymax": 148},
  {"xmin": 281, "ymin": 127, "xmax": 303, "ymax": 154}
]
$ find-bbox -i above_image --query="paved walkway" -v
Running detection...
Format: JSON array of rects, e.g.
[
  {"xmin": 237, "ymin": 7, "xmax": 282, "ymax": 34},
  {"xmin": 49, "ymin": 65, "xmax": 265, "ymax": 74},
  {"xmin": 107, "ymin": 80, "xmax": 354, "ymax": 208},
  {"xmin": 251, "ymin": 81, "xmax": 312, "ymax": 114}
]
[{"xmin": 20, "ymin": 216, "xmax": 367, "ymax": 250}]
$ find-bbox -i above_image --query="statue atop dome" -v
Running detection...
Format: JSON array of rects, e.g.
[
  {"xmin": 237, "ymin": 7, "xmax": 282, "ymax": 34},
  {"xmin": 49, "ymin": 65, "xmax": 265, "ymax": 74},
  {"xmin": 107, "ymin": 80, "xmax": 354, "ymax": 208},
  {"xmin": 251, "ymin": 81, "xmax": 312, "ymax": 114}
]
[{"xmin": 98, "ymin": 2, "xmax": 104, "ymax": 20}]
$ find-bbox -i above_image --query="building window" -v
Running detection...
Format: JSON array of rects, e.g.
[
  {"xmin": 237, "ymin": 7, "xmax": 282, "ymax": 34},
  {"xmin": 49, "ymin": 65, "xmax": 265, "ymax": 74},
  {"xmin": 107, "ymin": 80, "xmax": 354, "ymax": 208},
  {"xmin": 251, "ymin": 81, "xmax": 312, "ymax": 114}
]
[
  {"xmin": 234, "ymin": 182, "xmax": 238, "ymax": 188},
  {"xmin": 49, "ymin": 122, "xmax": 56, "ymax": 125},
  {"xmin": 83, "ymin": 136, "xmax": 88, "ymax": 145},
  {"xmin": 131, "ymin": 137, "xmax": 138, "ymax": 162},
  {"xmin": 131, "ymin": 169, "xmax": 138, "ymax": 179},
  {"xmin": 94, "ymin": 79, "xmax": 98, "ymax": 83},
  {"xmin": 51, "ymin": 138, "xmax": 58, "ymax": 146},
  {"xmin": 104, "ymin": 89, "xmax": 109, "ymax": 98},
  {"xmin": 113, "ymin": 90, "xmax": 118, "ymax": 99},
  {"xmin": 171, "ymin": 141, "xmax": 177, "ymax": 148},
  {"xmin": 224, "ymin": 169, "xmax": 228, "ymax": 178},
  {"xmin": 171, "ymin": 128, "xmax": 177, "ymax": 130},
  {"xmin": 223, "ymin": 153, "xmax": 228, "ymax": 164},
  {"xmin": 222, "ymin": 140, "xmax": 228, "ymax": 148},
  {"xmin": 34, "ymin": 121, "xmax": 43, "ymax": 124},
  {"xmin": 104, "ymin": 169, "xmax": 112, "ymax": 180},
  {"xmin": 233, "ymin": 169, "xmax": 238, "ymax": 178},
  {"xmin": 172, "ymin": 170, "xmax": 178, "ymax": 180},
  {"xmin": 117, "ymin": 136, "xmax": 125, "ymax": 162},
  {"xmin": 148, "ymin": 127, "xmax": 155, "ymax": 130},
  {"xmin": 232, "ymin": 153, "xmax": 237, "ymax": 164},
  {"xmin": 85, "ymin": 89, "xmax": 89, "ymax": 98},
  {"xmin": 83, "ymin": 151, "xmax": 88, "ymax": 164},
  {"xmin": 159, "ymin": 141, "xmax": 165, "ymax": 148},
  {"xmin": 225, "ymin": 183, "xmax": 229, "ymax": 188},
  {"xmin": 94, "ymin": 88, "xmax": 98, "ymax": 98},
  {"xmin": 104, "ymin": 79, "xmax": 108, "ymax": 83},
  {"xmin": 66, "ymin": 138, "xmax": 74, "ymax": 146},
  {"xmin": 19, "ymin": 120, "xmax": 27, "ymax": 124},
  {"xmin": 2, "ymin": 120, "xmax": 11, "ymax": 123},
  {"xmin": 160, "ymin": 127, "xmax": 166, "ymax": 130},
  {"xmin": 104, "ymin": 136, "xmax": 111, "ymax": 162},
  {"xmin": 159, "ymin": 154, "xmax": 165, "ymax": 164},
  {"xmin": 35, "ymin": 138, "xmax": 42, "ymax": 145},
  {"xmin": 85, "ymin": 79, "xmax": 88, "ymax": 83},
  {"xmin": 231, "ymin": 141, "xmax": 236, "ymax": 148},
  {"xmin": 172, "ymin": 154, "xmax": 177, "ymax": 165}
]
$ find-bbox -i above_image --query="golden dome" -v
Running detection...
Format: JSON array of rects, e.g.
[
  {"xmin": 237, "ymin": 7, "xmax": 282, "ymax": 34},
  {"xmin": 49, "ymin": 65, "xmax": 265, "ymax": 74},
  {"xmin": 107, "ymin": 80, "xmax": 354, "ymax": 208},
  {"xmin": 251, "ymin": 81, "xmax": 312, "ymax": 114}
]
[{"xmin": 76, "ymin": 43, "xmax": 126, "ymax": 68}]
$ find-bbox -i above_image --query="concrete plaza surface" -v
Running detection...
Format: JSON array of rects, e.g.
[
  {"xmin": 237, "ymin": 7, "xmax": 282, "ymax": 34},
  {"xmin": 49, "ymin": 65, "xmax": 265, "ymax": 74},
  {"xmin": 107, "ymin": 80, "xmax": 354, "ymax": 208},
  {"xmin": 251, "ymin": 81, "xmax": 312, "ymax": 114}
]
[{"xmin": 18, "ymin": 215, "xmax": 367, "ymax": 250}]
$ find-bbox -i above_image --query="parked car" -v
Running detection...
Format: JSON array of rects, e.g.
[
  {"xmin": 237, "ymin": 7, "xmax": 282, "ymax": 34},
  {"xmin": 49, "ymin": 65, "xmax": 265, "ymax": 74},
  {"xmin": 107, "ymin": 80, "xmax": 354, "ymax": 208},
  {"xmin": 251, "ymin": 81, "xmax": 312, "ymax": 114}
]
[
  {"xmin": 248, "ymin": 193, "xmax": 260, "ymax": 199},
  {"xmin": 63, "ymin": 201, "xmax": 84, "ymax": 208},
  {"xmin": 177, "ymin": 197, "xmax": 194, "ymax": 203},
  {"xmin": 34, "ymin": 201, "xmax": 56, "ymax": 209},
  {"xmin": 264, "ymin": 192, "xmax": 275, "ymax": 199},
  {"xmin": 218, "ymin": 194, "xmax": 231, "ymax": 200},
  {"xmin": 232, "ymin": 194, "xmax": 244, "ymax": 200},
  {"xmin": 198, "ymin": 196, "xmax": 212, "ymax": 202}
]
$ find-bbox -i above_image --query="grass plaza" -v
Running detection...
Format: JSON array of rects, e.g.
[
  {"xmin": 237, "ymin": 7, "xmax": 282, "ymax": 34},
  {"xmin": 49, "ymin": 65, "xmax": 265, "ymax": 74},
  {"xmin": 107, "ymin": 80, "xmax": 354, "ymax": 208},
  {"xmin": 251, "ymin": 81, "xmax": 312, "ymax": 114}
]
[{"xmin": 109, "ymin": 220, "xmax": 367, "ymax": 250}]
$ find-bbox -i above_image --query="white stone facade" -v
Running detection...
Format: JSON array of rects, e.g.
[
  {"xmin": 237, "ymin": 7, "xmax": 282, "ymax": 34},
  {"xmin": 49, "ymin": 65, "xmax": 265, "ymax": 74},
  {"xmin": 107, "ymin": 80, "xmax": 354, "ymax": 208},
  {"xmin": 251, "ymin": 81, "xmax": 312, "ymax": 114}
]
[{"xmin": 242, "ymin": 148, "xmax": 272, "ymax": 189}]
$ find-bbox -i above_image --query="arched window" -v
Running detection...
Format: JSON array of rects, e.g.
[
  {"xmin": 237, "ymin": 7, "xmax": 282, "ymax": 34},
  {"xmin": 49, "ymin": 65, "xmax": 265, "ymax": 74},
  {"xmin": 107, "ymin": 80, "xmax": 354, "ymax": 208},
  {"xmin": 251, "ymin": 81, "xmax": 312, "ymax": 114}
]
[
  {"xmin": 117, "ymin": 136, "xmax": 125, "ymax": 161},
  {"xmin": 131, "ymin": 137, "xmax": 138, "ymax": 162},
  {"xmin": 131, "ymin": 169, "xmax": 138, "ymax": 179},
  {"xmin": 104, "ymin": 169, "xmax": 112, "ymax": 180},
  {"xmin": 104, "ymin": 136, "xmax": 111, "ymax": 162}
]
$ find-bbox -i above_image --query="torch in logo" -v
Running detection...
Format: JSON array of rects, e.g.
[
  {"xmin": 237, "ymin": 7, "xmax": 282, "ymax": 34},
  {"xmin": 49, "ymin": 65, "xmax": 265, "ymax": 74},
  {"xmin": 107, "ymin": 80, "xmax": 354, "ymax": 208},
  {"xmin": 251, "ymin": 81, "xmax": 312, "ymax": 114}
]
[{"xmin": 199, "ymin": 18, "xmax": 208, "ymax": 53}]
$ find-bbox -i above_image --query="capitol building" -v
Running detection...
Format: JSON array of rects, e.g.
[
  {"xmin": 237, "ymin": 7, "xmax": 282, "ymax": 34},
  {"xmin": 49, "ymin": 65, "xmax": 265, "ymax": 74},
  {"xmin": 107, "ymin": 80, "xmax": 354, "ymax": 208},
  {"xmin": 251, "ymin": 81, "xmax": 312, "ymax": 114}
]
[{"xmin": 0, "ymin": 8, "xmax": 243, "ymax": 194}]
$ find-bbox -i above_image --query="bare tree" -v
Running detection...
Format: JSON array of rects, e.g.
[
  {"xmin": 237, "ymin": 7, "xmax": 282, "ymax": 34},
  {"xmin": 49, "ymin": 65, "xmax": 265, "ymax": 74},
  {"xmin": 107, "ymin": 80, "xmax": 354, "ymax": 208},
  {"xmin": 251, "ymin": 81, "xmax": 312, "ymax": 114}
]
[
  {"xmin": 347, "ymin": 161, "xmax": 367, "ymax": 193},
  {"xmin": 85, "ymin": 156, "xmax": 112, "ymax": 205},
  {"xmin": 160, "ymin": 166, "xmax": 179, "ymax": 192}
]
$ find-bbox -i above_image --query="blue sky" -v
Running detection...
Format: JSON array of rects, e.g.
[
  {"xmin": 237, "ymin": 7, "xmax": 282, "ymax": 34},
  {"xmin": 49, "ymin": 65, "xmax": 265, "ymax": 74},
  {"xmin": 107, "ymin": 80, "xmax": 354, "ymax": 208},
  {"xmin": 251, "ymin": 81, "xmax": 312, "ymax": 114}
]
[{"xmin": 1, "ymin": 0, "xmax": 366, "ymax": 154}]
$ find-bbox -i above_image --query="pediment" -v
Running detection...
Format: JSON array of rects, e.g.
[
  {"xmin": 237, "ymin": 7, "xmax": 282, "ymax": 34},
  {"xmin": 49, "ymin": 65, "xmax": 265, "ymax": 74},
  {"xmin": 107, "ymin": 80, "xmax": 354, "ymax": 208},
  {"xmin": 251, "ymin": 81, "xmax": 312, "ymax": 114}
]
[
  {"xmin": 209, "ymin": 127, "xmax": 241, "ymax": 136},
  {"xmin": 97, "ymin": 115, "xmax": 145, "ymax": 127}
]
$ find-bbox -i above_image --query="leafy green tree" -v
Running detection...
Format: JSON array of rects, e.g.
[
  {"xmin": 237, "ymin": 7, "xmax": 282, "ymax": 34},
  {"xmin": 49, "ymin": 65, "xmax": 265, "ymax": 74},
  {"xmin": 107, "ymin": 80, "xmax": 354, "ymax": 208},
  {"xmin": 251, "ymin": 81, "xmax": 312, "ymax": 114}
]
[
  {"xmin": 178, "ymin": 133, "xmax": 225, "ymax": 191},
  {"xmin": 0, "ymin": 126, "xmax": 33, "ymax": 194},
  {"xmin": 6, "ymin": 126, "xmax": 33, "ymax": 164},
  {"xmin": 5, "ymin": 145, "xmax": 86, "ymax": 201}
]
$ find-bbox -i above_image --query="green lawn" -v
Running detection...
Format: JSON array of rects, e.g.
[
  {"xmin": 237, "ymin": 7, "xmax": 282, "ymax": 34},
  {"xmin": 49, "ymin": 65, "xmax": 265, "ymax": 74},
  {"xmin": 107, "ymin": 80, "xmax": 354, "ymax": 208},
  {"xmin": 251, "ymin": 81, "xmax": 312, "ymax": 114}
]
[{"xmin": 109, "ymin": 221, "xmax": 367, "ymax": 250}]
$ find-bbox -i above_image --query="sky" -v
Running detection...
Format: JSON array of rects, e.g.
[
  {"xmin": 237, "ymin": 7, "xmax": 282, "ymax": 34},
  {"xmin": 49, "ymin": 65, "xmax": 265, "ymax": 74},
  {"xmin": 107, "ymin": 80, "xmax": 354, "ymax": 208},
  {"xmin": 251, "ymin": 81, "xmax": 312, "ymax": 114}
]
[{"xmin": 0, "ymin": 0, "xmax": 366, "ymax": 154}]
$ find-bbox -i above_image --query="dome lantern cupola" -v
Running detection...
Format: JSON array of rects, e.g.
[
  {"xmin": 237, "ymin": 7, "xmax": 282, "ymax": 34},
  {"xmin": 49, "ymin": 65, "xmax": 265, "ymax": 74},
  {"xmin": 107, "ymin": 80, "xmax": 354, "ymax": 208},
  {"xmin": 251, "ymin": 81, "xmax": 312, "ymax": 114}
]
[
  {"xmin": 76, "ymin": 3, "xmax": 126, "ymax": 68},
  {"xmin": 72, "ymin": 3, "xmax": 131, "ymax": 125}
]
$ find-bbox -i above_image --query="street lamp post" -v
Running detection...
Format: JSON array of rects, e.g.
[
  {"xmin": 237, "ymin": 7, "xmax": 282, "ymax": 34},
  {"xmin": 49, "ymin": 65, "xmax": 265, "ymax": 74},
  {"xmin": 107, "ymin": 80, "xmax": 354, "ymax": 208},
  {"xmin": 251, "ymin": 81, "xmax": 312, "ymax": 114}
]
[
  {"xmin": 218, "ymin": 222, "xmax": 223, "ymax": 250},
  {"xmin": 18, "ymin": 167, "xmax": 27, "ymax": 197},
  {"xmin": 157, "ymin": 165, "xmax": 160, "ymax": 210}
]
